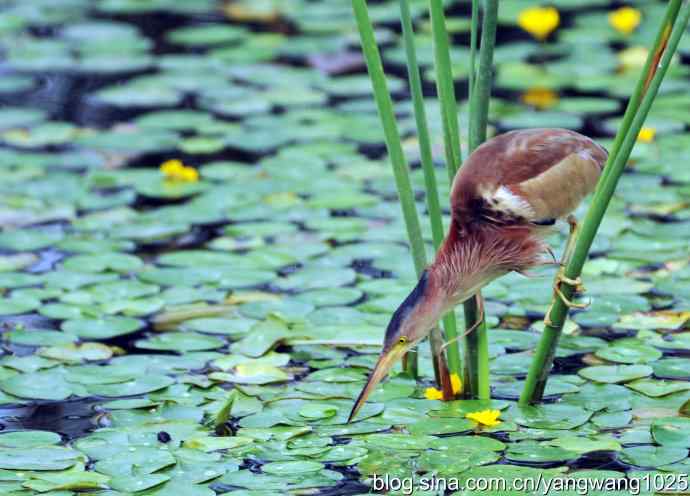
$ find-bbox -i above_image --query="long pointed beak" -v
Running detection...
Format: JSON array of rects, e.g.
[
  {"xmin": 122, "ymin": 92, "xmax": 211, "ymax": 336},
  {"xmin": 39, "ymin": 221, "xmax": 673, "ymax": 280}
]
[{"xmin": 348, "ymin": 345, "xmax": 405, "ymax": 422}]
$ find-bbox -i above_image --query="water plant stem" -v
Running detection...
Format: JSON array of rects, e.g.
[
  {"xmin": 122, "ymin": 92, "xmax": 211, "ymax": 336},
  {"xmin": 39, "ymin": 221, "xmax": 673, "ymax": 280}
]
[
  {"xmin": 399, "ymin": 0, "xmax": 461, "ymax": 381},
  {"xmin": 462, "ymin": 0, "xmax": 498, "ymax": 400},
  {"xmin": 351, "ymin": 0, "xmax": 428, "ymax": 377},
  {"xmin": 429, "ymin": 0, "xmax": 462, "ymax": 180},
  {"xmin": 468, "ymin": 0, "xmax": 479, "ymax": 122},
  {"xmin": 519, "ymin": 0, "xmax": 689, "ymax": 405}
]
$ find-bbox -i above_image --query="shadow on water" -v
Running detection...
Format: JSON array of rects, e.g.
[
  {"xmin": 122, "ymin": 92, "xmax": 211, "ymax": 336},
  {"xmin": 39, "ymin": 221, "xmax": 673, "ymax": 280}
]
[{"xmin": 0, "ymin": 397, "xmax": 100, "ymax": 441}]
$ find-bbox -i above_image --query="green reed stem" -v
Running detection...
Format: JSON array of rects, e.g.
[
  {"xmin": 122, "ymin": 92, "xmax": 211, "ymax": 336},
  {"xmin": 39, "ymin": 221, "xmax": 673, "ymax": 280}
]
[
  {"xmin": 468, "ymin": 0, "xmax": 498, "ymax": 150},
  {"xmin": 468, "ymin": 0, "xmax": 479, "ymax": 125},
  {"xmin": 429, "ymin": 0, "xmax": 462, "ymax": 181},
  {"xmin": 399, "ymin": 0, "xmax": 461, "ymax": 378},
  {"xmin": 353, "ymin": 0, "xmax": 430, "ymax": 376},
  {"xmin": 599, "ymin": 0, "xmax": 682, "ymax": 187},
  {"xmin": 519, "ymin": 0, "xmax": 688, "ymax": 405},
  {"xmin": 461, "ymin": 0, "xmax": 498, "ymax": 401}
]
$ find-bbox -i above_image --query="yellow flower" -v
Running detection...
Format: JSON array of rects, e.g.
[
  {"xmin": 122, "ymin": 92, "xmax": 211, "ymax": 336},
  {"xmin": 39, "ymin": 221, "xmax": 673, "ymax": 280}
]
[
  {"xmin": 637, "ymin": 127, "xmax": 656, "ymax": 143},
  {"xmin": 160, "ymin": 159, "xmax": 199, "ymax": 183},
  {"xmin": 180, "ymin": 167, "xmax": 199, "ymax": 182},
  {"xmin": 424, "ymin": 387, "xmax": 443, "ymax": 400},
  {"xmin": 466, "ymin": 409, "xmax": 501, "ymax": 427},
  {"xmin": 521, "ymin": 87, "xmax": 558, "ymax": 110},
  {"xmin": 609, "ymin": 6, "xmax": 641, "ymax": 35},
  {"xmin": 450, "ymin": 373, "xmax": 462, "ymax": 395},
  {"xmin": 518, "ymin": 6, "xmax": 560, "ymax": 41},
  {"xmin": 160, "ymin": 159, "xmax": 184, "ymax": 175},
  {"xmin": 425, "ymin": 375, "xmax": 461, "ymax": 400}
]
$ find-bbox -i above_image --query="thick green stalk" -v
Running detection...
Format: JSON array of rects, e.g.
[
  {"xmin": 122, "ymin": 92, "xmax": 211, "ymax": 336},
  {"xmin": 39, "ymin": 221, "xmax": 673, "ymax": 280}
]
[
  {"xmin": 520, "ymin": 0, "xmax": 688, "ymax": 405},
  {"xmin": 399, "ymin": 0, "xmax": 461, "ymax": 378},
  {"xmin": 429, "ymin": 0, "xmax": 462, "ymax": 181},
  {"xmin": 352, "ymin": 0, "xmax": 429, "ymax": 376},
  {"xmin": 462, "ymin": 0, "xmax": 498, "ymax": 401}
]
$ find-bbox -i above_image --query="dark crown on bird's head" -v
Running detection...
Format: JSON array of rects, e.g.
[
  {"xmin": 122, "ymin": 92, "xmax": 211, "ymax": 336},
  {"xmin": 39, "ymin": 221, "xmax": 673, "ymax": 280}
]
[{"xmin": 383, "ymin": 270, "xmax": 429, "ymax": 350}]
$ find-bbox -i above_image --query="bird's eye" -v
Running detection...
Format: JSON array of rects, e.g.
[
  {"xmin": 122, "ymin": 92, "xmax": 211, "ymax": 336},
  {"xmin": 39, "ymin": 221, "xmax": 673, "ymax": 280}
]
[{"xmin": 398, "ymin": 337, "xmax": 408, "ymax": 344}]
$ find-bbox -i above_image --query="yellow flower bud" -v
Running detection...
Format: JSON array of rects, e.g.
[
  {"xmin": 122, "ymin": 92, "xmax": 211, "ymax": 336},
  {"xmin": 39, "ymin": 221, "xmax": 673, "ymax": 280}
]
[
  {"xmin": 521, "ymin": 87, "xmax": 558, "ymax": 110},
  {"xmin": 160, "ymin": 159, "xmax": 184, "ymax": 175},
  {"xmin": 160, "ymin": 159, "xmax": 199, "ymax": 183},
  {"xmin": 450, "ymin": 373, "xmax": 462, "ymax": 395},
  {"xmin": 609, "ymin": 6, "xmax": 641, "ymax": 35},
  {"xmin": 518, "ymin": 6, "xmax": 560, "ymax": 41},
  {"xmin": 637, "ymin": 127, "xmax": 656, "ymax": 143}
]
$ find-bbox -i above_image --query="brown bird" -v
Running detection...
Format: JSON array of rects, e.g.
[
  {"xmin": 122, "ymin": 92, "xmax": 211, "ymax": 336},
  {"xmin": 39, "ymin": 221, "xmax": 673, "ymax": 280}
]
[{"xmin": 348, "ymin": 128, "xmax": 608, "ymax": 421}]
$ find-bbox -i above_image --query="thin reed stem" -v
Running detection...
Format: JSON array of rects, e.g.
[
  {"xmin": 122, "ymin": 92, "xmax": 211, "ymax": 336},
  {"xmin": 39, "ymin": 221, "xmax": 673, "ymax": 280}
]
[
  {"xmin": 463, "ymin": 0, "xmax": 498, "ymax": 400},
  {"xmin": 468, "ymin": 0, "xmax": 479, "ymax": 125},
  {"xmin": 352, "ymin": 0, "xmax": 427, "ymax": 375},
  {"xmin": 399, "ymin": 0, "xmax": 461, "ymax": 381},
  {"xmin": 429, "ymin": 0, "xmax": 462, "ymax": 181}
]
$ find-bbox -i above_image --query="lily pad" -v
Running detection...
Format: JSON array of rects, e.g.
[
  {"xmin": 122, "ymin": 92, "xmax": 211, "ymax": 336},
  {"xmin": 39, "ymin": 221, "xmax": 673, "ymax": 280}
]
[
  {"xmin": 578, "ymin": 365, "xmax": 653, "ymax": 384},
  {"xmin": 652, "ymin": 417, "xmax": 690, "ymax": 448},
  {"xmin": 61, "ymin": 316, "xmax": 144, "ymax": 339}
]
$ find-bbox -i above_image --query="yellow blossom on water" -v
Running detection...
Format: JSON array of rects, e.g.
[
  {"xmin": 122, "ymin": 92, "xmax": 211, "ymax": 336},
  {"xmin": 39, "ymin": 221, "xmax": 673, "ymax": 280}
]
[
  {"xmin": 466, "ymin": 409, "xmax": 501, "ymax": 427},
  {"xmin": 609, "ymin": 6, "xmax": 641, "ymax": 35},
  {"xmin": 450, "ymin": 373, "xmax": 462, "ymax": 395},
  {"xmin": 637, "ymin": 127, "xmax": 656, "ymax": 143},
  {"xmin": 521, "ymin": 87, "xmax": 558, "ymax": 110},
  {"xmin": 160, "ymin": 159, "xmax": 184, "ymax": 175},
  {"xmin": 518, "ymin": 6, "xmax": 560, "ymax": 41},
  {"xmin": 425, "ymin": 375, "xmax": 461, "ymax": 400},
  {"xmin": 618, "ymin": 46, "xmax": 648, "ymax": 71},
  {"xmin": 424, "ymin": 387, "xmax": 443, "ymax": 400},
  {"xmin": 179, "ymin": 167, "xmax": 199, "ymax": 182},
  {"xmin": 160, "ymin": 159, "xmax": 199, "ymax": 183}
]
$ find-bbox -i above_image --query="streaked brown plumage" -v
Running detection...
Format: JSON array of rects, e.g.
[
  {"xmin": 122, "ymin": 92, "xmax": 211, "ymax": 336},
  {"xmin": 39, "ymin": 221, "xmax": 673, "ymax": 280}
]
[{"xmin": 348, "ymin": 128, "xmax": 608, "ymax": 422}]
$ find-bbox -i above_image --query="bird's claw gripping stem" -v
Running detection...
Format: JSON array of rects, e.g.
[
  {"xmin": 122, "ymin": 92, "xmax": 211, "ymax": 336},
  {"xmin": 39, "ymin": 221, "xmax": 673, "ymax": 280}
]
[
  {"xmin": 554, "ymin": 272, "xmax": 590, "ymax": 306},
  {"xmin": 545, "ymin": 267, "xmax": 591, "ymax": 326}
]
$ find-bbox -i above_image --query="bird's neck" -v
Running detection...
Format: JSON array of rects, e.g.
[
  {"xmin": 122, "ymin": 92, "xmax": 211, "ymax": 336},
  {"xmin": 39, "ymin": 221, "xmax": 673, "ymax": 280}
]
[{"xmin": 428, "ymin": 223, "xmax": 544, "ymax": 311}]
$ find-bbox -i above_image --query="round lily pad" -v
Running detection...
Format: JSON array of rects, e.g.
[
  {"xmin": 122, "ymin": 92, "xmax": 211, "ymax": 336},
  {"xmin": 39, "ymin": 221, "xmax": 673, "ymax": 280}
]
[
  {"xmin": 61, "ymin": 317, "xmax": 144, "ymax": 340},
  {"xmin": 135, "ymin": 332, "xmax": 225, "ymax": 352},
  {"xmin": 652, "ymin": 417, "xmax": 690, "ymax": 448},
  {"xmin": 578, "ymin": 365, "xmax": 653, "ymax": 384},
  {"xmin": 86, "ymin": 374, "xmax": 174, "ymax": 397},
  {"xmin": 0, "ymin": 430, "xmax": 62, "ymax": 448},
  {"xmin": 619, "ymin": 446, "xmax": 687, "ymax": 468}
]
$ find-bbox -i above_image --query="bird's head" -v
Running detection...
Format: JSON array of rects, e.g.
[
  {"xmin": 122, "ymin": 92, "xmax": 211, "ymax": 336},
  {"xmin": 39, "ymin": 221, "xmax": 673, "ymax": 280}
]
[{"xmin": 348, "ymin": 270, "xmax": 446, "ymax": 422}]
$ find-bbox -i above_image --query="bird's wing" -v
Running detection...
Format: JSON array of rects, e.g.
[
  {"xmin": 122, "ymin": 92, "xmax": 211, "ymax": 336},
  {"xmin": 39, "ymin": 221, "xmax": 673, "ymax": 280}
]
[{"xmin": 451, "ymin": 128, "xmax": 607, "ymax": 227}]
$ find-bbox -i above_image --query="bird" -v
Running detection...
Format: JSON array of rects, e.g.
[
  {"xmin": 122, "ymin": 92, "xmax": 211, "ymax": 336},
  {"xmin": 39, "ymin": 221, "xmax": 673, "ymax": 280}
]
[{"xmin": 348, "ymin": 128, "xmax": 608, "ymax": 422}]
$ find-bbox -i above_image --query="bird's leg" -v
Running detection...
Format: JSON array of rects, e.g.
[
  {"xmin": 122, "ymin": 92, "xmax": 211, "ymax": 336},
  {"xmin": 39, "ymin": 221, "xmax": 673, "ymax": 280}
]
[
  {"xmin": 430, "ymin": 327, "xmax": 454, "ymax": 399},
  {"xmin": 440, "ymin": 294, "xmax": 485, "ymax": 353},
  {"xmin": 545, "ymin": 216, "xmax": 590, "ymax": 325},
  {"xmin": 545, "ymin": 246, "xmax": 558, "ymax": 265}
]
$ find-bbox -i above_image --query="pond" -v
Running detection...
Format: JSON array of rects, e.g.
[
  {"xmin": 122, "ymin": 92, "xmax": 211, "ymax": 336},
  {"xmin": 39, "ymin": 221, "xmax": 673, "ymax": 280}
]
[{"xmin": 0, "ymin": 0, "xmax": 689, "ymax": 494}]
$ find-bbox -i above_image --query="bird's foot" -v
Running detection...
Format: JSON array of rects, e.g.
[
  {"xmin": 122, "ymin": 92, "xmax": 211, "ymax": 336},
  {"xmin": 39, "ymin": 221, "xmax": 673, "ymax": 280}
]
[{"xmin": 544, "ymin": 270, "xmax": 590, "ymax": 325}]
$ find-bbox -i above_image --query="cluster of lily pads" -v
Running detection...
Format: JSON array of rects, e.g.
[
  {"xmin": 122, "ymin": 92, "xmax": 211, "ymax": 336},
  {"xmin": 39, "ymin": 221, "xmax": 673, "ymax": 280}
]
[{"xmin": 0, "ymin": 0, "xmax": 689, "ymax": 494}]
